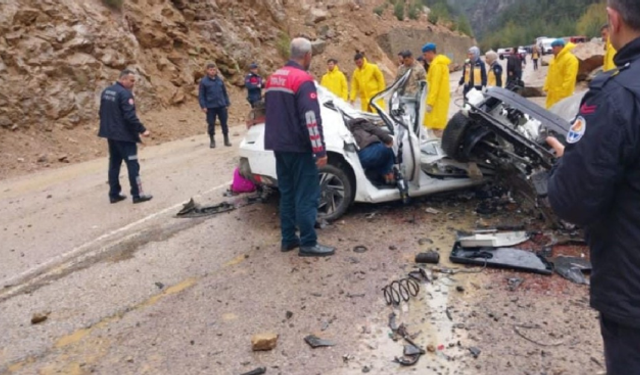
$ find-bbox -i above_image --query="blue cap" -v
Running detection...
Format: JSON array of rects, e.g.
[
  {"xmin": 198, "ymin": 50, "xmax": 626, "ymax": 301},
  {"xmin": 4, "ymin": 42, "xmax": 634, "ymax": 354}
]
[
  {"xmin": 249, "ymin": 63, "xmax": 258, "ymax": 69},
  {"xmin": 551, "ymin": 39, "xmax": 565, "ymax": 48},
  {"xmin": 422, "ymin": 43, "xmax": 436, "ymax": 53}
]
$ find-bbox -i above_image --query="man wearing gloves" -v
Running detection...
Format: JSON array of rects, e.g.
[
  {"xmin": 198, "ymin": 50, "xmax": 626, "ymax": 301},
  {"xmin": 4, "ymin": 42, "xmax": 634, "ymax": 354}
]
[
  {"xmin": 459, "ymin": 46, "xmax": 487, "ymax": 95},
  {"xmin": 543, "ymin": 39, "xmax": 579, "ymax": 108},
  {"xmin": 422, "ymin": 43, "xmax": 451, "ymax": 137},
  {"xmin": 349, "ymin": 53, "xmax": 386, "ymax": 112},
  {"xmin": 320, "ymin": 58, "xmax": 348, "ymax": 101}
]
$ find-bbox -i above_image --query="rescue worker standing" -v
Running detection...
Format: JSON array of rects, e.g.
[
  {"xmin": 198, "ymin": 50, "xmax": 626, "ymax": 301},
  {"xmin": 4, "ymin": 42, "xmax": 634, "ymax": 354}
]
[
  {"xmin": 602, "ymin": 23, "xmax": 618, "ymax": 71},
  {"xmin": 244, "ymin": 63, "xmax": 264, "ymax": 108},
  {"xmin": 98, "ymin": 69, "xmax": 153, "ymax": 204},
  {"xmin": 422, "ymin": 43, "xmax": 451, "ymax": 137},
  {"xmin": 396, "ymin": 50, "xmax": 426, "ymax": 96},
  {"xmin": 546, "ymin": 1, "xmax": 640, "ymax": 372},
  {"xmin": 320, "ymin": 58, "xmax": 348, "ymax": 101},
  {"xmin": 264, "ymin": 37, "xmax": 335, "ymax": 257},
  {"xmin": 485, "ymin": 50, "xmax": 503, "ymax": 88},
  {"xmin": 349, "ymin": 53, "xmax": 386, "ymax": 112},
  {"xmin": 532, "ymin": 44, "xmax": 540, "ymax": 71},
  {"xmin": 543, "ymin": 39, "xmax": 579, "ymax": 108},
  {"xmin": 506, "ymin": 47, "xmax": 523, "ymax": 86},
  {"xmin": 199, "ymin": 63, "xmax": 231, "ymax": 148},
  {"xmin": 459, "ymin": 46, "xmax": 487, "ymax": 95}
]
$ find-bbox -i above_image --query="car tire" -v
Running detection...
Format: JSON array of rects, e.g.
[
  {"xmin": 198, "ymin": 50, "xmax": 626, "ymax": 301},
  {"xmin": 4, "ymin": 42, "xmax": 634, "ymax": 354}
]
[
  {"xmin": 317, "ymin": 162, "xmax": 354, "ymax": 222},
  {"xmin": 441, "ymin": 112, "xmax": 472, "ymax": 162}
]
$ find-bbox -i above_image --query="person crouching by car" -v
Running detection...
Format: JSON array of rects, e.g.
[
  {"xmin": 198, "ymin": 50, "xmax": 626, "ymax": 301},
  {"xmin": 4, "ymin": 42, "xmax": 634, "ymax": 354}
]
[{"xmin": 347, "ymin": 118, "xmax": 395, "ymax": 184}]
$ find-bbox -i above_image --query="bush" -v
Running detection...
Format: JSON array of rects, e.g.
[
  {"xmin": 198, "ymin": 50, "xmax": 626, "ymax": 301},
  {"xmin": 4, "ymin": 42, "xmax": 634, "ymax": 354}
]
[
  {"xmin": 408, "ymin": 1, "xmax": 422, "ymax": 20},
  {"xmin": 102, "ymin": 0, "xmax": 123, "ymax": 9},
  {"xmin": 394, "ymin": 1, "xmax": 405, "ymax": 21},
  {"xmin": 457, "ymin": 14, "xmax": 474, "ymax": 37},
  {"xmin": 373, "ymin": 5, "xmax": 385, "ymax": 16},
  {"xmin": 577, "ymin": 1, "xmax": 607, "ymax": 38},
  {"xmin": 276, "ymin": 32, "xmax": 290, "ymax": 59}
]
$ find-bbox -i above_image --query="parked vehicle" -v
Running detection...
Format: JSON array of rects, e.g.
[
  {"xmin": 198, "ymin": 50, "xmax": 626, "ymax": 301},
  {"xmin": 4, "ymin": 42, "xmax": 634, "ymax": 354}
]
[{"xmin": 497, "ymin": 47, "xmax": 513, "ymax": 60}]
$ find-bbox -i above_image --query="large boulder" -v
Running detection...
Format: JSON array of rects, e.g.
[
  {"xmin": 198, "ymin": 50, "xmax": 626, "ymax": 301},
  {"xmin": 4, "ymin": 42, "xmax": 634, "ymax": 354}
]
[
  {"xmin": 541, "ymin": 54, "xmax": 552, "ymax": 67},
  {"xmin": 572, "ymin": 42, "xmax": 605, "ymax": 81}
]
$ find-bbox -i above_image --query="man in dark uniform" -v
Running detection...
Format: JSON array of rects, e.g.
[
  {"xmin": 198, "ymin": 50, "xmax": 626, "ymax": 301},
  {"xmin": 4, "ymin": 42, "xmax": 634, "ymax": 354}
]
[
  {"xmin": 506, "ymin": 47, "xmax": 523, "ymax": 86},
  {"xmin": 264, "ymin": 37, "xmax": 335, "ymax": 257},
  {"xmin": 199, "ymin": 63, "xmax": 231, "ymax": 149},
  {"xmin": 546, "ymin": 1, "xmax": 640, "ymax": 373},
  {"xmin": 244, "ymin": 63, "xmax": 264, "ymax": 108},
  {"xmin": 99, "ymin": 69, "xmax": 153, "ymax": 204}
]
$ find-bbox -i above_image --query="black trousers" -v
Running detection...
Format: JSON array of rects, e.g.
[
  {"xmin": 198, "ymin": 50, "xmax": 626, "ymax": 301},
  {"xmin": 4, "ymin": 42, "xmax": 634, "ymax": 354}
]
[
  {"xmin": 108, "ymin": 140, "xmax": 143, "ymax": 198},
  {"xmin": 533, "ymin": 59, "xmax": 539, "ymax": 70},
  {"xmin": 206, "ymin": 107, "xmax": 229, "ymax": 136},
  {"xmin": 600, "ymin": 314, "xmax": 640, "ymax": 375}
]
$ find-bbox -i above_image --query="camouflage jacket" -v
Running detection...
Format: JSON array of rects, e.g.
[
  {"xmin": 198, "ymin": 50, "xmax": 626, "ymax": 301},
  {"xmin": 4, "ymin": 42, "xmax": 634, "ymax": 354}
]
[{"xmin": 396, "ymin": 61, "xmax": 426, "ymax": 96}]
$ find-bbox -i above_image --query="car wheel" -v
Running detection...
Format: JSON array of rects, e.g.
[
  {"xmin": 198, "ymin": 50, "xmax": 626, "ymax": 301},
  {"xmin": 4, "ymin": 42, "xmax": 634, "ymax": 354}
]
[
  {"xmin": 317, "ymin": 163, "xmax": 354, "ymax": 222},
  {"xmin": 442, "ymin": 112, "xmax": 472, "ymax": 162}
]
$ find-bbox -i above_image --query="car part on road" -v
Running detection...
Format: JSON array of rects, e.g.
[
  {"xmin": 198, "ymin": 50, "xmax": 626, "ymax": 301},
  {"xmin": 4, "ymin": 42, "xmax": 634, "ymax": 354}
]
[
  {"xmin": 450, "ymin": 242, "xmax": 553, "ymax": 275},
  {"xmin": 240, "ymin": 368, "xmax": 266, "ymax": 375},
  {"xmin": 513, "ymin": 324, "xmax": 567, "ymax": 347},
  {"xmin": 469, "ymin": 346, "xmax": 482, "ymax": 359},
  {"xmin": 457, "ymin": 230, "xmax": 530, "ymax": 248},
  {"xmin": 415, "ymin": 251, "xmax": 440, "ymax": 264},
  {"xmin": 304, "ymin": 334, "xmax": 336, "ymax": 348},
  {"xmin": 353, "ymin": 245, "xmax": 368, "ymax": 253},
  {"xmin": 552, "ymin": 256, "xmax": 591, "ymax": 285},
  {"xmin": 382, "ymin": 277, "xmax": 420, "ymax": 306},
  {"xmin": 507, "ymin": 277, "xmax": 524, "ymax": 291},
  {"xmin": 176, "ymin": 199, "xmax": 235, "ymax": 218}
]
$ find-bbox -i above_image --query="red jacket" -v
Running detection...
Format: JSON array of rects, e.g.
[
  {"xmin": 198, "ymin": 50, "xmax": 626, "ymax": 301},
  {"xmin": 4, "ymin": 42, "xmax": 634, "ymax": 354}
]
[{"xmin": 264, "ymin": 61, "xmax": 326, "ymax": 157}]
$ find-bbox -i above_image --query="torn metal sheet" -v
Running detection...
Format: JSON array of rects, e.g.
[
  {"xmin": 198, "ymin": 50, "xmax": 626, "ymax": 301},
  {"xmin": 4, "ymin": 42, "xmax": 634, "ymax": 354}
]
[
  {"xmin": 450, "ymin": 242, "xmax": 553, "ymax": 275},
  {"xmin": 304, "ymin": 335, "xmax": 336, "ymax": 348},
  {"xmin": 552, "ymin": 256, "xmax": 591, "ymax": 285},
  {"xmin": 458, "ymin": 231, "xmax": 530, "ymax": 248},
  {"xmin": 176, "ymin": 198, "xmax": 235, "ymax": 218}
]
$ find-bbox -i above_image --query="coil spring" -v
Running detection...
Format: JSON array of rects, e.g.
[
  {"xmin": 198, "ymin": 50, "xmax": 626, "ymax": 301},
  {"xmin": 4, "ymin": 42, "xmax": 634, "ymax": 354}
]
[{"xmin": 382, "ymin": 277, "xmax": 420, "ymax": 306}]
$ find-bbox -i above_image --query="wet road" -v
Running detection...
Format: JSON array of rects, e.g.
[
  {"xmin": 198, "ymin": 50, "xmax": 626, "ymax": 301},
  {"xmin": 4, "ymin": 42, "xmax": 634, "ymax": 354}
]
[{"xmin": 0, "ymin": 61, "xmax": 605, "ymax": 375}]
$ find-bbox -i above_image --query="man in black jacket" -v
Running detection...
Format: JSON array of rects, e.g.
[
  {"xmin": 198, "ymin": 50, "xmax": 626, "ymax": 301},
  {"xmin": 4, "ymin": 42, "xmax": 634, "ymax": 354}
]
[
  {"xmin": 506, "ymin": 47, "xmax": 523, "ymax": 86},
  {"xmin": 546, "ymin": 1, "xmax": 640, "ymax": 373},
  {"xmin": 99, "ymin": 69, "xmax": 152, "ymax": 204}
]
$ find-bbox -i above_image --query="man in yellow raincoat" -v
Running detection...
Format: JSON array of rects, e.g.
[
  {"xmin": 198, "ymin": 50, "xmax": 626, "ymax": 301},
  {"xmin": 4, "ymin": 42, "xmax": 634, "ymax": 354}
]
[
  {"xmin": 422, "ymin": 43, "xmax": 451, "ymax": 136},
  {"xmin": 320, "ymin": 58, "xmax": 348, "ymax": 100},
  {"xmin": 543, "ymin": 39, "xmax": 579, "ymax": 109},
  {"xmin": 349, "ymin": 53, "xmax": 386, "ymax": 112},
  {"xmin": 602, "ymin": 24, "xmax": 617, "ymax": 71}
]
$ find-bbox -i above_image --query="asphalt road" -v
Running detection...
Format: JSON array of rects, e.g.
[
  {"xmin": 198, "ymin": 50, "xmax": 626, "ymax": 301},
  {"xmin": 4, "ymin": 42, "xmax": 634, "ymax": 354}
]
[{"xmin": 0, "ymin": 60, "xmax": 605, "ymax": 375}]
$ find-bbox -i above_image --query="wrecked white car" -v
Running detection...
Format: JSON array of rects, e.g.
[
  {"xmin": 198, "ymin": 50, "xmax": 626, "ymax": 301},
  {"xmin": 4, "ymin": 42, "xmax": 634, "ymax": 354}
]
[
  {"xmin": 239, "ymin": 71, "xmax": 579, "ymax": 224},
  {"xmin": 239, "ymin": 72, "xmax": 488, "ymax": 221}
]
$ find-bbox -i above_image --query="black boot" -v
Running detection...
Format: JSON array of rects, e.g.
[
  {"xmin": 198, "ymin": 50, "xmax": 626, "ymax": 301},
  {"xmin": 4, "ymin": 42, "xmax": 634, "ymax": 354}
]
[
  {"xmin": 209, "ymin": 134, "xmax": 216, "ymax": 149},
  {"xmin": 224, "ymin": 134, "xmax": 232, "ymax": 147}
]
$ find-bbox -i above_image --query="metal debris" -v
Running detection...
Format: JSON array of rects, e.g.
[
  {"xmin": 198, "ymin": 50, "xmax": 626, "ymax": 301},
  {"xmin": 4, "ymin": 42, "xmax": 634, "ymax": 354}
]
[
  {"xmin": 304, "ymin": 335, "xmax": 336, "ymax": 348},
  {"xmin": 240, "ymin": 368, "xmax": 266, "ymax": 375}
]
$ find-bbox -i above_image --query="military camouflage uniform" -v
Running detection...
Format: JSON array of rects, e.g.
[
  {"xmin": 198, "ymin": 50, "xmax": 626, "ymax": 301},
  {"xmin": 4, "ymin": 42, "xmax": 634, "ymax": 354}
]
[{"xmin": 396, "ymin": 61, "xmax": 426, "ymax": 96}]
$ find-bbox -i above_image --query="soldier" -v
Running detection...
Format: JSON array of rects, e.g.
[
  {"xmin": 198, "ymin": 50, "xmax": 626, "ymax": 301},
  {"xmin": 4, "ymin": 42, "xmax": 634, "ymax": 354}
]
[
  {"xmin": 396, "ymin": 50, "xmax": 426, "ymax": 96},
  {"xmin": 244, "ymin": 63, "xmax": 264, "ymax": 108}
]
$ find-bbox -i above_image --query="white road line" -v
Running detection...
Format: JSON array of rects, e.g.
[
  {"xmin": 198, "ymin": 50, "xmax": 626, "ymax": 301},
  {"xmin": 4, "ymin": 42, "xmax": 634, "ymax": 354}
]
[{"xmin": 0, "ymin": 182, "xmax": 230, "ymax": 289}]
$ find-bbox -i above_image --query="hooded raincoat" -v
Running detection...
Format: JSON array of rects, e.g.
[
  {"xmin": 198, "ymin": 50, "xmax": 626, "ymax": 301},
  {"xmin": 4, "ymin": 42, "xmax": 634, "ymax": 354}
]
[
  {"xmin": 603, "ymin": 38, "xmax": 617, "ymax": 72},
  {"xmin": 321, "ymin": 66, "xmax": 348, "ymax": 100},
  {"xmin": 423, "ymin": 54, "xmax": 451, "ymax": 130},
  {"xmin": 544, "ymin": 43, "xmax": 579, "ymax": 109},
  {"xmin": 350, "ymin": 59, "xmax": 386, "ymax": 112}
]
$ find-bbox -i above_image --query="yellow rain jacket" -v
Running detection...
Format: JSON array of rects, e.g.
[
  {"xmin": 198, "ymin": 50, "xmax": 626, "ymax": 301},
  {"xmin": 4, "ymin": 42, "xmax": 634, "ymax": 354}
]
[
  {"xmin": 543, "ymin": 43, "xmax": 579, "ymax": 109},
  {"xmin": 603, "ymin": 38, "xmax": 617, "ymax": 72},
  {"xmin": 350, "ymin": 59, "xmax": 386, "ymax": 112},
  {"xmin": 321, "ymin": 66, "xmax": 348, "ymax": 100},
  {"xmin": 423, "ymin": 54, "xmax": 451, "ymax": 130}
]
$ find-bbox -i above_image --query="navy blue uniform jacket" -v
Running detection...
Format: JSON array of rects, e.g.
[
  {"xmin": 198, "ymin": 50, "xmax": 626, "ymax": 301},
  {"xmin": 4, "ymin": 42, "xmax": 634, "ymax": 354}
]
[
  {"xmin": 199, "ymin": 75, "xmax": 230, "ymax": 109},
  {"xmin": 245, "ymin": 72, "xmax": 264, "ymax": 103},
  {"xmin": 264, "ymin": 61, "xmax": 326, "ymax": 158},
  {"xmin": 548, "ymin": 37, "xmax": 640, "ymax": 327},
  {"xmin": 98, "ymin": 82, "xmax": 146, "ymax": 143}
]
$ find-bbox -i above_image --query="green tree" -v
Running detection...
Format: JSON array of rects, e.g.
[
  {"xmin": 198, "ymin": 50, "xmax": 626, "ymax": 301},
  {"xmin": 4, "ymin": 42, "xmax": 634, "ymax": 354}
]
[
  {"xmin": 577, "ymin": 1, "xmax": 607, "ymax": 37},
  {"xmin": 457, "ymin": 14, "xmax": 473, "ymax": 37},
  {"xmin": 408, "ymin": 1, "xmax": 422, "ymax": 20}
]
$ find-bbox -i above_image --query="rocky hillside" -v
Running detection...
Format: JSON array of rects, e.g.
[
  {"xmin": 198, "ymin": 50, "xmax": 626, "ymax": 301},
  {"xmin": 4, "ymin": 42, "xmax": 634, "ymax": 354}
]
[{"xmin": 0, "ymin": 0, "xmax": 475, "ymax": 177}]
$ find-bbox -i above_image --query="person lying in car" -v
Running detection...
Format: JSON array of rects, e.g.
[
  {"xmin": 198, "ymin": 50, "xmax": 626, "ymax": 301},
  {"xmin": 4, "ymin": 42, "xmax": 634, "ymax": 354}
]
[{"xmin": 347, "ymin": 118, "xmax": 395, "ymax": 184}]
